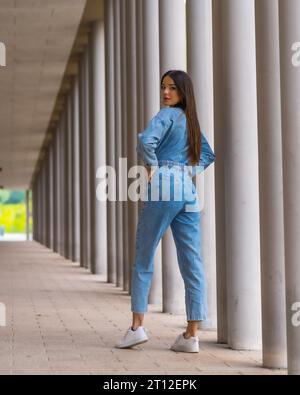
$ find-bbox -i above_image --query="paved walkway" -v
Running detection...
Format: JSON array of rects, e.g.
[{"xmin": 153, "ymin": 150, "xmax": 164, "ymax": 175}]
[{"xmin": 0, "ymin": 241, "xmax": 286, "ymax": 375}]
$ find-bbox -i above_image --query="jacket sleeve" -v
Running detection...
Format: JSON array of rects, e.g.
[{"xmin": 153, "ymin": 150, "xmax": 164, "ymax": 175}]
[
  {"xmin": 136, "ymin": 109, "xmax": 173, "ymax": 166},
  {"xmin": 191, "ymin": 132, "xmax": 215, "ymax": 176}
]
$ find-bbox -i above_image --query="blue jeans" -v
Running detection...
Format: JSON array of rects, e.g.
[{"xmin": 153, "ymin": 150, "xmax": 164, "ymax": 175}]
[{"xmin": 131, "ymin": 161, "xmax": 208, "ymax": 321}]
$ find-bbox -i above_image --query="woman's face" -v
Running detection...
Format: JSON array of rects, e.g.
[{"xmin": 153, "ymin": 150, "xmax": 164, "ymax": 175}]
[{"xmin": 161, "ymin": 75, "xmax": 181, "ymax": 107}]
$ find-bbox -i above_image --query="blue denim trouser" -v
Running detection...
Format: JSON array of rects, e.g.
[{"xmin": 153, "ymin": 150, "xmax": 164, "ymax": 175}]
[{"xmin": 131, "ymin": 161, "xmax": 208, "ymax": 321}]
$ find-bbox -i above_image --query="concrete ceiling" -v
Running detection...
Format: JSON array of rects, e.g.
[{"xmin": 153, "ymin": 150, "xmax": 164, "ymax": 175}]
[{"xmin": 0, "ymin": 0, "xmax": 87, "ymax": 190}]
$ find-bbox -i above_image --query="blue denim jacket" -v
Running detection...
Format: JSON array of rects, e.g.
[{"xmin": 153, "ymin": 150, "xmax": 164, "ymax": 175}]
[{"xmin": 136, "ymin": 107, "xmax": 215, "ymax": 176}]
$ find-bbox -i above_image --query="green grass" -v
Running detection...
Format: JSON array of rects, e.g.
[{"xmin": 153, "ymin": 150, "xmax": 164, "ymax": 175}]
[{"xmin": 0, "ymin": 203, "xmax": 31, "ymax": 233}]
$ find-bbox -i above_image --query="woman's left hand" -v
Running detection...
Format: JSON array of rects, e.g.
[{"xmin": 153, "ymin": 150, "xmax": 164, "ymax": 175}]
[{"xmin": 146, "ymin": 166, "xmax": 155, "ymax": 183}]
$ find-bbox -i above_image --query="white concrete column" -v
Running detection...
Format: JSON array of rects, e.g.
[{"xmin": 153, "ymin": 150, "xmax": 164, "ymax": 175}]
[
  {"xmin": 79, "ymin": 54, "xmax": 88, "ymax": 268},
  {"xmin": 58, "ymin": 117, "xmax": 63, "ymax": 255},
  {"xmin": 135, "ymin": 0, "xmax": 144, "ymax": 207},
  {"xmin": 39, "ymin": 162, "xmax": 44, "ymax": 244},
  {"xmin": 36, "ymin": 179, "xmax": 39, "ymax": 242},
  {"xmin": 32, "ymin": 183, "xmax": 37, "ymax": 241},
  {"xmin": 35, "ymin": 181, "xmax": 39, "ymax": 242},
  {"xmin": 120, "ymin": 0, "xmax": 129, "ymax": 291},
  {"xmin": 44, "ymin": 148, "xmax": 51, "ymax": 248},
  {"xmin": 39, "ymin": 173, "xmax": 42, "ymax": 243},
  {"xmin": 186, "ymin": 0, "xmax": 217, "ymax": 330},
  {"xmin": 38, "ymin": 176, "xmax": 41, "ymax": 243},
  {"xmin": 61, "ymin": 111, "xmax": 68, "ymax": 258},
  {"xmin": 31, "ymin": 184, "xmax": 34, "ymax": 240},
  {"xmin": 87, "ymin": 37, "xmax": 96, "ymax": 273},
  {"xmin": 104, "ymin": 0, "xmax": 117, "ymax": 284},
  {"xmin": 40, "ymin": 171, "xmax": 43, "ymax": 244},
  {"xmin": 90, "ymin": 20, "xmax": 107, "ymax": 275},
  {"xmin": 125, "ymin": 0, "xmax": 138, "ymax": 295},
  {"xmin": 255, "ymin": 0, "xmax": 287, "ymax": 368},
  {"xmin": 40, "ymin": 171, "xmax": 44, "ymax": 244},
  {"xmin": 26, "ymin": 189, "xmax": 30, "ymax": 241},
  {"xmin": 79, "ymin": 49, "xmax": 92, "ymax": 268},
  {"xmin": 141, "ymin": 0, "xmax": 162, "ymax": 305},
  {"xmin": 35, "ymin": 177, "xmax": 40, "ymax": 242},
  {"xmin": 52, "ymin": 128, "xmax": 57, "ymax": 252},
  {"xmin": 219, "ymin": 0, "xmax": 262, "ymax": 350},
  {"xmin": 159, "ymin": 0, "xmax": 186, "ymax": 314},
  {"xmin": 84, "ymin": 46, "xmax": 92, "ymax": 270},
  {"xmin": 113, "ymin": 0, "xmax": 123, "ymax": 287},
  {"xmin": 53, "ymin": 125, "xmax": 61, "ymax": 253},
  {"xmin": 136, "ymin": 0, "xmax": 145, "ymax": 132},
  {"xmin": 64, "ymin": 111, "xmax": 68, "ymax": 257},
  {"xmin": 42, "ymin": 157, "xmax": 47, "ymax": 246},
  {"xmin": 135, "ymin": 0, "xmax": 145, "ymax": 228},
  {"xmin": 66, "ymin": 92, "xmax": 73, "ymax": 260},
  {"xmin": 278, "ymin": 0, "xmax": 300, "ymax": 375},
  {"xmin": 48, "ymin": 141, "xmax": 54, "ymax": 250},
  {"xmin": 35, "ymin": 182, "xmax": 39, "ymax": 242},
  {"xmin": 37, "ymin": 167, "xmax": 42, "ymax": 243},
  {"xmin": 212, "ymin": 0, "xmax": 227, "ymax": 344},
  {"xmin": 71, "ymin": 77, "xmax": 81, "ymax": 263},
  {"xmin": 58, "ymin": 120, "xmax": 62, "ymax": 254},
  {"xmin": 46, "ymin": 153, "xmax": 50, "ymax": 247},
  {"xmin": 37, "ymin": 179, "xmax": 41, "ymax": 242}
]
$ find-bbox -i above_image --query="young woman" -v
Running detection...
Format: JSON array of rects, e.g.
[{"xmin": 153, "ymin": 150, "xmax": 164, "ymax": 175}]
[{"xmin": 116, "ymin": 70, "xmax": 215, "ymax": 353}]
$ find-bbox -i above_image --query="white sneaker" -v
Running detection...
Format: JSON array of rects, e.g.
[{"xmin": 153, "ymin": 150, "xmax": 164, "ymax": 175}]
[
  {"xmin": 170, "ymin": 332, "xmax": 199, "ymax": 353},
  {"xmin": 115, "ymin": 326, "xmax": 149, "ymax": 349}
]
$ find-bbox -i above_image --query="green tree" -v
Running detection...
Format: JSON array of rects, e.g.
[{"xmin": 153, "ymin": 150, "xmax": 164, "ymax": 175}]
[
  {"xmin": 5, "ymin": 190, "xmax": 25, "ymax": 204},
  {"xmin": 0, "ymin": 204, "xmax": 26, "ymax": 233},
  {"xmin": 0, "ymin": 190, "xmax": 10, "ymax": 203}
]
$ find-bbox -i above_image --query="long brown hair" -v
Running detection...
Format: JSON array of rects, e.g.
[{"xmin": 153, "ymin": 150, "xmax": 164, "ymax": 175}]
[{"xmin": 160, "ymin": 70, "xmax": 201, "ymax": 165}]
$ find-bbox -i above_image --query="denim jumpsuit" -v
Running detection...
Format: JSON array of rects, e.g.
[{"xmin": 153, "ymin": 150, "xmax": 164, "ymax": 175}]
[{"xmin": 131, "ymin": 107, "xmax": 215, "ymax": 321}]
